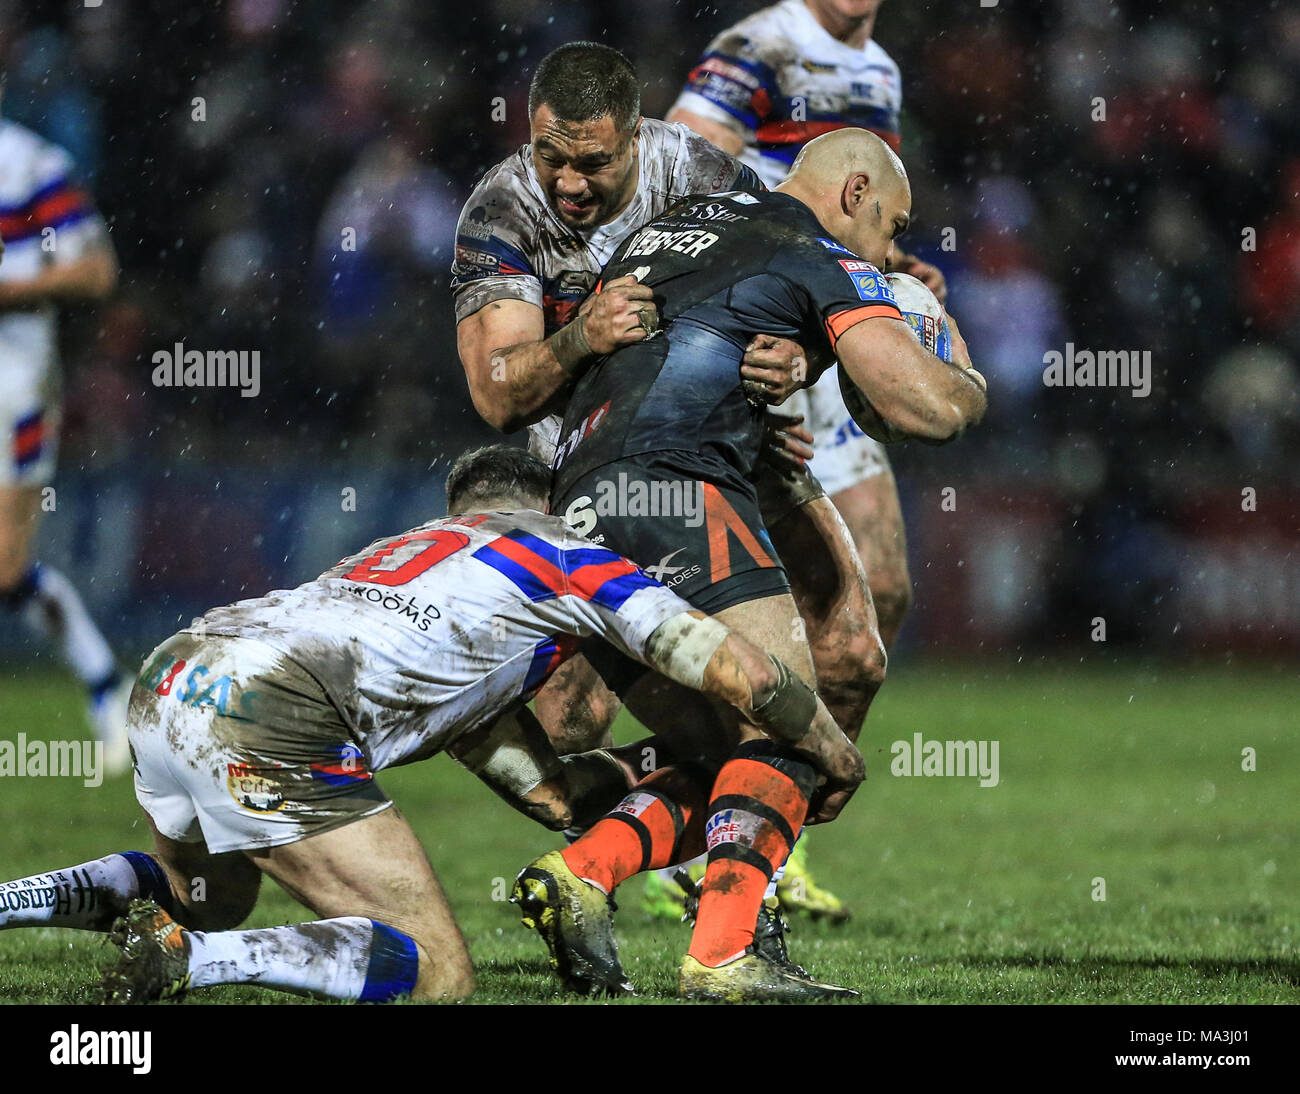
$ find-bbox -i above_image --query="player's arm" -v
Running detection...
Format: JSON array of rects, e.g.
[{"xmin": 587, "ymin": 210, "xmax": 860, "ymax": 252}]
[
  {"xmin": 0, "ymin": 165, "xmax": 118, "ymax": 309},
  {"xmin": 448, "ymin": 705, "xmax": 575, "ymax": 830},
  {"xmin": 666, "ymin": 108, "xmax": 745, "ymax": 156},
  {"xmin": 456, "ymin": 276, "xmax": 657, "ymax": 433},
  {"xmin": 668, "ymin": 32, "xmax": 771, "ymax": 163},
  {"xmin": 834, "ymin": 311, "xmax": 986, "ymax": 443},
  {"xmin": 557, "ymin": 550, "xmax": 863, "ymax": 817},
  {"xmin": 0, "ymin": 247, "xmax": 118, "ymax": 309}
]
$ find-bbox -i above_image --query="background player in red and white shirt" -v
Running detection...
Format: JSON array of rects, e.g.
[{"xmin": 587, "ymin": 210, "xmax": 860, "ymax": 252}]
[
  {"xmin": 0, "ymin": 445, "xmax": 862, "ymax": 1004},
  {"xmin": 0, "ymin": 71, "xmax": 128, "ymax": 770},
  {"xmin": 670, "ymin": 0, "xmax": 943, "ymax": 656}
]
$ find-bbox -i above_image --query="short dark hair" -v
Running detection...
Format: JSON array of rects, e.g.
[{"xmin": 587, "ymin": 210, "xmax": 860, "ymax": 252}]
[
  {"xmin": 528, "ymin": 42, "xmax": 640, "ymax": 135},
  {"xmin": 445, "ymin": 444, "xmax": 551, "ymax": 512}
]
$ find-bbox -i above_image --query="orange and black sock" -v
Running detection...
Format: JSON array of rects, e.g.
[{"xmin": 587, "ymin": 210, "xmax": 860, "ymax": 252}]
[
  {"xmin": 561, "ymin": 764, "xmax": 711, "ymax": 894},
  {"xmin": 687, "ymin": 740, "xmax": 816, "ymax": 968}
]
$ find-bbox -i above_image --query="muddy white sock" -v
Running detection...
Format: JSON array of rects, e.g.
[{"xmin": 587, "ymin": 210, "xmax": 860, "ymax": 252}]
[
  {"xmin": 0, "ymin": 851, "xmax": 171, "ymax": 931},
  {"xmin": 186, "ymin": 918, "xmax": 419, "ymax": 1001}
]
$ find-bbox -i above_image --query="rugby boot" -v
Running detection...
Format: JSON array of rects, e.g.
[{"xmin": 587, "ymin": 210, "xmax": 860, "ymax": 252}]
[
  {"xmin": 679, "ymin": 950, "xmax": 859, "ymax": 1003},
  {"xmin": 100, "ymin": 899, "xmax": 190, "ymax": 1004},
  {"xmin": 776, "ymin": 839, "xmax": 850, "ymax": 923},
  {"xmin": 512, "ymin": 850, "xmax": 633, "ymax": 997},
  {"xmin": 752, "ymin": 896, "xmax": 810, "ymax": 977}
]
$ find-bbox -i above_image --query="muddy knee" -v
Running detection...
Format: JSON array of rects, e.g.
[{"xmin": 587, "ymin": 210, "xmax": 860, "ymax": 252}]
[{"xmin": 817, "ymin": 621, "xmax": 886, "ymax": 698}]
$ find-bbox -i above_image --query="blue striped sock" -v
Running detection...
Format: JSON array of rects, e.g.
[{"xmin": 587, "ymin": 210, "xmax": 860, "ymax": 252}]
[
  {"xmin": 118, "ymin": 851, "xmax": 177, "ymax": 916},
  {"xmin": 360, "ymin": 920, "xmax": 419, "ymax": 1002}
]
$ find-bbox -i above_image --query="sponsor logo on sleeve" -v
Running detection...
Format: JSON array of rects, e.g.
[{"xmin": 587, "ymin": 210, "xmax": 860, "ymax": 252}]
[{"xmin": 839, "ymin": 259, "xmax": 890, "ymax": 300}]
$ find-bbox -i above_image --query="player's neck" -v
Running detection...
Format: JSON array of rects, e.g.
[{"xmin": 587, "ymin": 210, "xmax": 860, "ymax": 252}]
[{"xmin": 803, "ymin": 1, "xmax": 875, "ymax": 49}]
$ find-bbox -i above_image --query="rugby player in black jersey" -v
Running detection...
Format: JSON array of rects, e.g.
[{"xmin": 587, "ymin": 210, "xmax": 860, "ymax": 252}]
[
  {"xmin": 452, "ymin": 49, "xmax": 895, "ymax": 889},
  {"xmin": 514, "ymin": 128, "xmax": 986, "ymax": 1001}
]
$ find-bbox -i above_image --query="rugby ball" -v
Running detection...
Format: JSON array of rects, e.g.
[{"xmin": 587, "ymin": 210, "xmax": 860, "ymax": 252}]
[{"xmin": 838, "ymin": 272, "xmax": 952, "ymax": 444}]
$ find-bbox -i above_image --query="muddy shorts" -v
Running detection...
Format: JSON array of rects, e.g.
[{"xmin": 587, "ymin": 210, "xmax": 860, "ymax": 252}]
[
  {"xmin": 130, "ymin": 632, "xmax": 390, "ymax": 854},
  {"xmin": 554, "ymin": 450, "xmax": 790, "ymax": 615}
]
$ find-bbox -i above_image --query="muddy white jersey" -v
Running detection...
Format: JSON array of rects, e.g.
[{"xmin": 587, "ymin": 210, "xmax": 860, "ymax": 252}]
[
  {"xmin": 186, "ymin": 509, "xmax": 688, "ymax": 772},
  {"xmin": 670, "ymin": 0, "xmax": 902, "ymax": 189},
  {"xmin": 450, "ymin": 117, "xmax": 763, "ymax": 463}
]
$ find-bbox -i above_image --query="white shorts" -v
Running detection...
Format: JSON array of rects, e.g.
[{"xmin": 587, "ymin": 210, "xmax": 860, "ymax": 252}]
[
  {"xmin": 786, "ymin": 366, "xmax": 890, "ymax": 497},
  {"xmin": 130, "ymin": 632, "xmax": 391, "ymax": 854},
  {"xmin": 0, "ymin": 350, "xmax": 59, "ymax": 487}
]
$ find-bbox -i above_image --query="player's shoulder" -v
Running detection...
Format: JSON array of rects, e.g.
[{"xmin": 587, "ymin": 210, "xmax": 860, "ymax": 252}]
[
  {"xmin": 457, "ymin": 144, "xmax": 545, "ymax": 239},
  {"xmin": 863, "ymin": 36, "xmax": 900, "ymax": 72},
  {"xmin": 0, "ymin": 119, "xmax": 75, "ymax": 185},
  {"xmin": 707, "ymin": 0, "xmax": 803, "ymax": 67},
  {"xmin": 442, "ymin": 509, "xmax": 572, "ymax": 550},
  {"xmin": 641, "ymin": 118, "xmax": 752, "ymax": 199}
]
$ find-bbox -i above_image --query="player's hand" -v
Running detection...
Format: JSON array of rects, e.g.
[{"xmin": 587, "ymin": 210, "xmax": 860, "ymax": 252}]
[
  {"xmin": 891, "ymin": 252, "xmax": 948, "ymax": 306},
  {"xmin": 580, "ymin": 274, "xmax": 659, "ymax": 355},
  {"xmin": 942, "ymin": 310, "xmax": 985, "ymax": 390},
  {"xmin": 804, "ymin": 742, "xmax": 864, "ymax": 824},
  {"xmin": 740, "ymin": 334, "xmax": 810, "ymax": 406},
  {"xmin": 806, "ymin": 783, "xmax": 858, "ymax": 825},
  {"xmin": 761, "ymin": 410, "xmax": 814, "ymax": 467}
]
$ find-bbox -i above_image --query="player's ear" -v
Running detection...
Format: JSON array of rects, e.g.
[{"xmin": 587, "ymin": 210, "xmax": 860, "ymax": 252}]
[{"xmin": 844, "ymin": 171, "xmax": 870, "ymax": 215}]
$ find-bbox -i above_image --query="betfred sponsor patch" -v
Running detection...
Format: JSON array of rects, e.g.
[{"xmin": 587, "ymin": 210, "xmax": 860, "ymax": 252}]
[{"xmin": 839, "ymin": 259, "xmax": 891, "ymax": 301}]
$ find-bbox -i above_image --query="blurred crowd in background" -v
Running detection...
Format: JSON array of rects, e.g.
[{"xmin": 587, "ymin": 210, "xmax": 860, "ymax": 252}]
[{"xmin": 1, "ymin": 0, "xmax": 1297, "ymax": 651}]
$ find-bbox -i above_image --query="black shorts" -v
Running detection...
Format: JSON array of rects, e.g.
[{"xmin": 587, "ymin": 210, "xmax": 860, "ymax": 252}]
[{"xmin": 553, "ymin": 450, "xmax": 790, "ymax": 615}]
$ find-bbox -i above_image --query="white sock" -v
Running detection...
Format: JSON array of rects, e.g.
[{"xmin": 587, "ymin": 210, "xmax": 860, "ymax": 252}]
[
  {"xmin": 764, "ymin": 837, "xmax": 799, "ymax": 901},
  {"xmin": 0, "ymin": 852, "xmax": 147, "ymax": 930},
  {"xmin": 657, "ymin": 852, "xmax": 706, "ymax": 884},
  {"xmin": 21, "ymin": 563, "xmax": 117, "ymax": 690},
  {"xmin": 186, "ymin": 918, "xmax": 417, "ymax": 1001}
]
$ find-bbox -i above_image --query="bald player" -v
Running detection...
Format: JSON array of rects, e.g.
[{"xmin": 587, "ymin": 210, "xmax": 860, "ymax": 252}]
[
  {"xmin": 670, "ymin": 0, "xmax": 936, "ymax": 658},
  {"xmin": 515, "ymin": 129, "xmax": 986, "ymax": 1002}
]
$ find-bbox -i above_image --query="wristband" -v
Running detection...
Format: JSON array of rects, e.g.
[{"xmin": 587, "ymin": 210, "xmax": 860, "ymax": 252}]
[
  {"xmin": 750, "ymin": 656, "xmax": 818, "ymax": 743},
  {"xmin": 549, "ymin": 314, "xmax": 597, "ymax": 376}
]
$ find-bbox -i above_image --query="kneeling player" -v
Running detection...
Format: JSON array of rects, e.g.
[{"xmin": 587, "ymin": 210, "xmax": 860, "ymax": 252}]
[{"xmin": 0, "ymin": 445, "xmax": 861, "ymax": 1004}]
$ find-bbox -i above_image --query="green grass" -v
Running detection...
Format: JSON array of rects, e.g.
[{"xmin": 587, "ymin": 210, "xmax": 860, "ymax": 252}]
[{"xmin": 1, "ymin": 659, "xmax": 1297, "ymax": 1004}]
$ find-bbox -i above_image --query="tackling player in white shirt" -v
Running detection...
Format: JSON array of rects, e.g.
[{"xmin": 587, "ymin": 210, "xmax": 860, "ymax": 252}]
[
  {"xmin": 0, "ymin": 73, "xmax": 129, "ymax": 771},
  {"xmin": 0, "ymin": 446, "xmax": 863, "ymax": 1004}
]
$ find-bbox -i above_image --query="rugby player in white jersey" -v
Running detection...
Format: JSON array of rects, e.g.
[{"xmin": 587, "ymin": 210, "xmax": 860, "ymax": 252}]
[
  {"xmin": 0, "ymin": 71, "xmax": 130, "ymax": 771},
  {"xmin": 0, "ymin": 446, "xmax": 863, "ymax": 1003},
  {"xmin": 453, "ymin": 41, "xmax": 882, "ymax": 923},
  {"xmin": 667, "ymin": 0, "xmax": 945, "ymax": 917}
]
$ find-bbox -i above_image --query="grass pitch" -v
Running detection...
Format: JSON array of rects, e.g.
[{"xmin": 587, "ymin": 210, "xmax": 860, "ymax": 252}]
[{"xmin": 1, "ymin": 659, "xmax": 1296, "ymax": 1004}]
